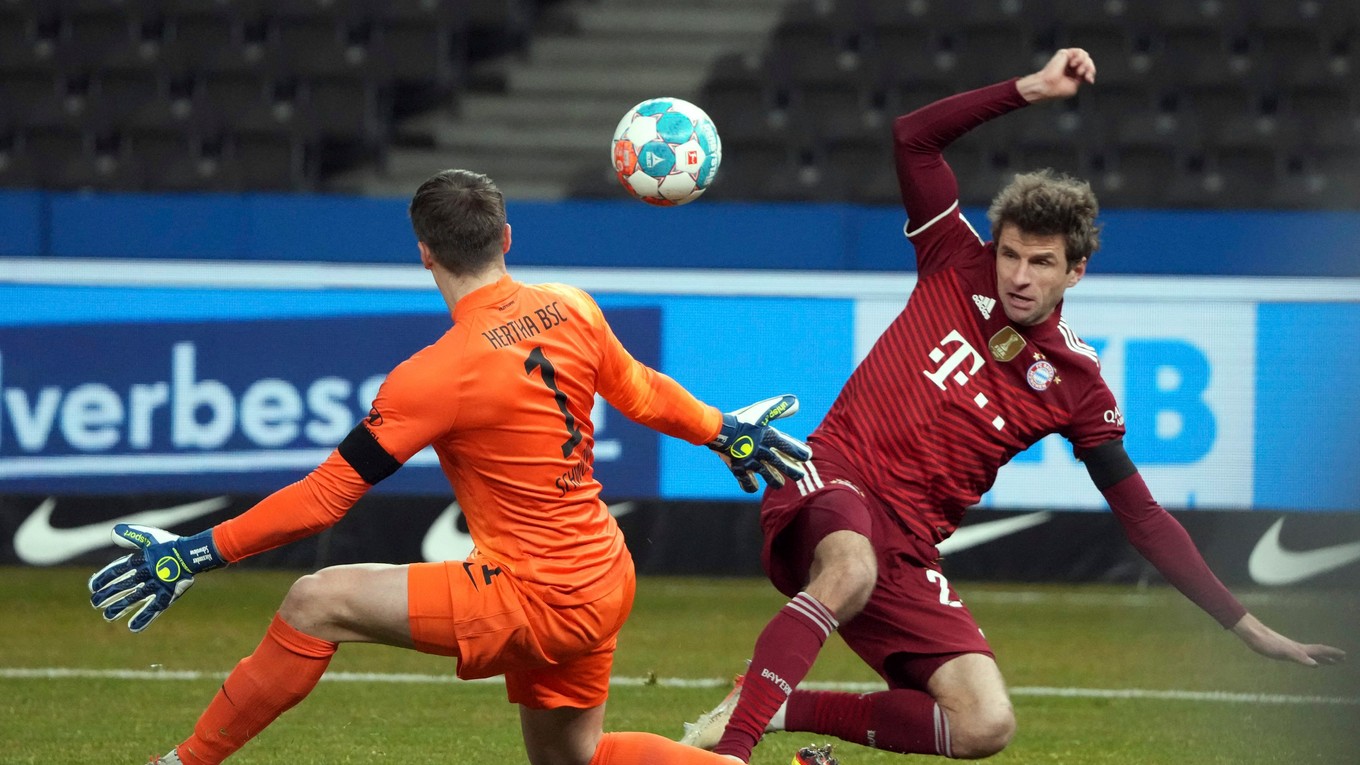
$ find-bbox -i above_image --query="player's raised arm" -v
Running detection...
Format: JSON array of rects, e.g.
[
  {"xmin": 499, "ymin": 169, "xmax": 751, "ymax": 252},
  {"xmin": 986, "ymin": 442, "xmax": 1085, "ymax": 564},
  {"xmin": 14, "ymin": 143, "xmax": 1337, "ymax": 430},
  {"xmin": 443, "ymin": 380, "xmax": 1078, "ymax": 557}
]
[
  {"xmin": 1081, "ymin": 438, "xmax": 1345, "ymax": 668},
  {"xmin": 891, "ymin": 51, "xmax": 1093, "ymax": 273}
]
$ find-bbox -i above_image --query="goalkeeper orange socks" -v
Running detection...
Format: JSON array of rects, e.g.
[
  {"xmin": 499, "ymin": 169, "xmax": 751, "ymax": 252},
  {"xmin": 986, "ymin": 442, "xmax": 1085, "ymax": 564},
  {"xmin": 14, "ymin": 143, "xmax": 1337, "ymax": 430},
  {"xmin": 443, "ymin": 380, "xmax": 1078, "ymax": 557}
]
[
  {"xmin": 176, "ymin": 613, "xmax": 337, "ymax": 765},
  {"xmin": 590, "ymin": 732, "xmax": 743, "ymax": 764}
]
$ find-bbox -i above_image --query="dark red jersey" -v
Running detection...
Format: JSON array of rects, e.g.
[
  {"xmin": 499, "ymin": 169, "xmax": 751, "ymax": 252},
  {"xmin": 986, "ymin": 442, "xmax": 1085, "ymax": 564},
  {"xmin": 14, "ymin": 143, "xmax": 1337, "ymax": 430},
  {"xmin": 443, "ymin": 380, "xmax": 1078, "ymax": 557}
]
[{"xmin": 811, "ymin": 80, "xmax": 1122, "ymax": 546}]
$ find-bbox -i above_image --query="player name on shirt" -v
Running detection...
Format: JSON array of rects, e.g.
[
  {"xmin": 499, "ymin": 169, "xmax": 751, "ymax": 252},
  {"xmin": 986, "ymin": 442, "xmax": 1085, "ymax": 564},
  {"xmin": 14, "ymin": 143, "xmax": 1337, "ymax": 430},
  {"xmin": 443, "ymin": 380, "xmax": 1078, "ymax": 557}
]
[{"xmin": 480, "ymin": 301, "xmax": 569, "ymax": 349}]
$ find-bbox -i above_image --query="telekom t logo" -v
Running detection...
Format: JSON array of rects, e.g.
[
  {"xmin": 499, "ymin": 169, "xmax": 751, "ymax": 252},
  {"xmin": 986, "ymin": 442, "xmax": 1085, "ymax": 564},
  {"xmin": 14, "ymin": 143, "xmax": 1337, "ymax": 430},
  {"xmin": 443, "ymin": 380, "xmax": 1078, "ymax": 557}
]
[{"xmin": 923, "ymin": 330, "xmax": 985, "ymax": 390}]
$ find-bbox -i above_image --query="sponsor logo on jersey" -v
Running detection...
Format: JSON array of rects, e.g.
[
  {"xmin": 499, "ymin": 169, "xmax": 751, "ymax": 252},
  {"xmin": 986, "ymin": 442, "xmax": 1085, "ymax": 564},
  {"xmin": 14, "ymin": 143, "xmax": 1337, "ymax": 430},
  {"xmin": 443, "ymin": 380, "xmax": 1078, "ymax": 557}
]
[
  {"xmin": 923, "ymin": 330, "xmax": 985, "ymax": 390},
  {"xmin": 972, "ymin": 294, "xmax": 996, "ymax": 319},
  {"xmin": 988, "ymin": 326, "xmax": 1026, "ymax": 362},
  {"xmin": 1026, "ymin": 360, "xmax": 1057, "ymax": 391}
]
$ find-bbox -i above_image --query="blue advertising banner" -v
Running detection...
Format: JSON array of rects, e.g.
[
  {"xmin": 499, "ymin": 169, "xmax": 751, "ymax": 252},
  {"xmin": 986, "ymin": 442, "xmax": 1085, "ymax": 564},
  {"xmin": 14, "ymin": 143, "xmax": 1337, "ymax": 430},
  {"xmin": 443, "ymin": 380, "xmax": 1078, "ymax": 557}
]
[
  {"xmin": 0, "ymin": 308, "xmax": 662, "ymax": 496},
  {"xmin": 0, "ymin": 266, "xmax": 1355, "ymax": 511}
]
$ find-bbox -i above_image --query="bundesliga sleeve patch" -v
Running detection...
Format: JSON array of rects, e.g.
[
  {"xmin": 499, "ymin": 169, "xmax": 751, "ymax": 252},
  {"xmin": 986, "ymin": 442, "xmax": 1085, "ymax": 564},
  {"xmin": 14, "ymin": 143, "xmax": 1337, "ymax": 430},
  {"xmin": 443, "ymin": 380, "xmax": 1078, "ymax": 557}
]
[{"xmin": 338, "ymin": 424, "xmax": 402, "ymax": 485}]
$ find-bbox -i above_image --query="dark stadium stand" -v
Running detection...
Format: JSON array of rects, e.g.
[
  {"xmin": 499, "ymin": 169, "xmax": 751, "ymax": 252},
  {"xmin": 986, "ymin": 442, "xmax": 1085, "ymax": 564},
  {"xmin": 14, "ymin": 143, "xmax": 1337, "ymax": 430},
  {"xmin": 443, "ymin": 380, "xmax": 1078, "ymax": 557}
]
[
  {"xmin": 704, "ymin": 0, "xmax": 1360, "ymax": 209},
  {"xmin": 1, "ymin": 0, "xmax": 1357, "ymax": 208},
  {"xmin": 0, "ymin": 0, "xmax": 534, "ymax": 191}
]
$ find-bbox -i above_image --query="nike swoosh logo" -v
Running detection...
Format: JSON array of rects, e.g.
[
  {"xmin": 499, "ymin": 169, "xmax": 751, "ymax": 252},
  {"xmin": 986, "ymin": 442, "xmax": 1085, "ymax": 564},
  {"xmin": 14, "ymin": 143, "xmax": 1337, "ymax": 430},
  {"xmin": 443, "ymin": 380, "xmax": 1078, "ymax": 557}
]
[
  {"xmin": 420, "ymin": 501, "xmax": 637, "ymax": 562},
  {"xmin": 937, "ymin": 511, "xmax": 1053, "ymax": 555},
  {"xmin": 1248, "ymin": 517, "xmax": 1360, "ymax": 586},
  {"xmin": 14, "ymin": 496, "xmax": 231, "ymax": 566}
]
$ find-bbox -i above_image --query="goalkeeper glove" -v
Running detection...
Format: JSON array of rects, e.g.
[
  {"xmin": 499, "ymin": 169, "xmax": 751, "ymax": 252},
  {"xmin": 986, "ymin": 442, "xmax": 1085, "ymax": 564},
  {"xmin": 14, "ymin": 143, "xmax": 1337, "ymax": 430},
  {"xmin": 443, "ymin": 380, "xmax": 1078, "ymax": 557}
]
[
  {"xmin": 708, "ymin": 394, "xmax": 813, "ymax": 493},
  {"xmin": 88, "ymin": 523, "xmax": 225, "ymax": 633}
]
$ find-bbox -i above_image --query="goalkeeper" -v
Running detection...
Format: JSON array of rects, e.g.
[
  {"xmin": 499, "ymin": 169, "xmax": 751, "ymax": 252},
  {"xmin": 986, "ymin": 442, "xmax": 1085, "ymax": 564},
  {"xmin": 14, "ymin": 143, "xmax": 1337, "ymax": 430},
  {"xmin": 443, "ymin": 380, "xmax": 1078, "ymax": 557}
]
[{"xmin": 88, "ymin": 169, "xmax": 811, "ymax": 765}]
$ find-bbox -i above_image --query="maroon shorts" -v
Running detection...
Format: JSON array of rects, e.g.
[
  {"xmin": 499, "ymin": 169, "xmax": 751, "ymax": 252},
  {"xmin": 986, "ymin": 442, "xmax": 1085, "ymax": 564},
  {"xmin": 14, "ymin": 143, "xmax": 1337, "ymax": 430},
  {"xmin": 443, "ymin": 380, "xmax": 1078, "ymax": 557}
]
[{"xmin": 761, "ymin": 455, "xmax": 994, "ymax": 692}]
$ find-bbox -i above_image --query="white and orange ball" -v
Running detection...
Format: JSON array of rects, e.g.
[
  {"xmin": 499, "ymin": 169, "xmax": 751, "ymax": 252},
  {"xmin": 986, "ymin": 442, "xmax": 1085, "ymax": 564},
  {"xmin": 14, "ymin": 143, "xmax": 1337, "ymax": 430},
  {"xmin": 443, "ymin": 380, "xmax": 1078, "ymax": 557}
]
[{"xmin": 611, "ymin": 97, "xmax": 721, "ymax": 206}]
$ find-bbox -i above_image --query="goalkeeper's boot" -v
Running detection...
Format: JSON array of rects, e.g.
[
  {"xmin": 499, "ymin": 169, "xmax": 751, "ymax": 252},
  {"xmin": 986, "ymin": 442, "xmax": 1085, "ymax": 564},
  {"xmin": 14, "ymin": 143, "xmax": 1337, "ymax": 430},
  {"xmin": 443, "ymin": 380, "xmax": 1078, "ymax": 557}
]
[
  {"xmin": 679, "ymin": 674, "xmax": 744, "ymax": 749},
  {"xmin": 147, "ymin": 750, "xmax": 182, "ymax": 765},
  {"xmin": 792, "ymin": 744, "xmax": 839, "ymax": 765}
]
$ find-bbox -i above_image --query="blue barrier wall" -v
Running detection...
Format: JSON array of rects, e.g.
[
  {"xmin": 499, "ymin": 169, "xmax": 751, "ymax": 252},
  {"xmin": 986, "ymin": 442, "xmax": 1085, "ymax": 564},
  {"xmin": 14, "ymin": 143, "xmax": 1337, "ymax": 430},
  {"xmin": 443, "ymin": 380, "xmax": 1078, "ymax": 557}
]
[{"xmin": 3, "ymin": 190, "xmax": 1359, "ymax": 276}]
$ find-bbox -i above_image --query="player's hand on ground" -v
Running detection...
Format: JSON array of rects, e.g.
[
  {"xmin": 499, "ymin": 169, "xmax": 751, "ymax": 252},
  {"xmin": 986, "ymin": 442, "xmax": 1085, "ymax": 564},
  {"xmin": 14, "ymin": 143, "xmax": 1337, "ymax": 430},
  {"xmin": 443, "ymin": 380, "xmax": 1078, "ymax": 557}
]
[
  {"xmin": 708, "ymin": 394, "xmax": 812, "ymax": 492},
  {"xmin": 1017, "ymin": 48, "xmax": 1096, "ymax": 103},
  {"xmin": 1231, "ymin": 613, "xmax": 1347, "ymax": 668},
  {"xmin": 88, "ymin": 523, "xmax": 224, "ymax": 633}
]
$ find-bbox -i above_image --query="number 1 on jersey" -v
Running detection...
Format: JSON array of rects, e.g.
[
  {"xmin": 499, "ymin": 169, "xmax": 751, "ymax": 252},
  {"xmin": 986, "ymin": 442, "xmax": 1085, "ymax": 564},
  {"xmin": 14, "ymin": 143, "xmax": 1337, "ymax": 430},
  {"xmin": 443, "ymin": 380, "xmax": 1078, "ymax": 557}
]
[{"xmin": 525, "ymin": 346, "xmax": 584, "ymax": 458}]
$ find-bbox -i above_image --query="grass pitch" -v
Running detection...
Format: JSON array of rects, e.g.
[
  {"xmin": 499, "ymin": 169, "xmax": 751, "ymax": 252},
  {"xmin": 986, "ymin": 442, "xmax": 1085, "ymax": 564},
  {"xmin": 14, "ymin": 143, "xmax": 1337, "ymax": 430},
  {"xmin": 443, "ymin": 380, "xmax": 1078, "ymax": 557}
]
[{"xmin": 3, "ymin": 567, "xmax": 1356, "ymax": 764}]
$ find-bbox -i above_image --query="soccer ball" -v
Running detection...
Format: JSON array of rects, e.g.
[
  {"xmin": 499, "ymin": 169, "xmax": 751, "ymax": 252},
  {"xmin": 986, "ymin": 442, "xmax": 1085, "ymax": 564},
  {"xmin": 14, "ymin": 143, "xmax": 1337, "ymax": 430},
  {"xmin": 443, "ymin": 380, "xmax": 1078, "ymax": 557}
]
[{"xmin": 611, "ymin": 97, "xmax": 721, "ymax": 206}]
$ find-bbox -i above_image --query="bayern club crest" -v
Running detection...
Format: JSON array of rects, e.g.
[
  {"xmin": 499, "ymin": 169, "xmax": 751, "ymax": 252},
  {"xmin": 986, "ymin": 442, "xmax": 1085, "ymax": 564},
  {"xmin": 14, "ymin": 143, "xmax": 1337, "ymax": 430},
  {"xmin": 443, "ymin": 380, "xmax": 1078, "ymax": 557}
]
[{"xmin": 1026, "ymin": 360, "xmax": 1057, "ymax": 391}]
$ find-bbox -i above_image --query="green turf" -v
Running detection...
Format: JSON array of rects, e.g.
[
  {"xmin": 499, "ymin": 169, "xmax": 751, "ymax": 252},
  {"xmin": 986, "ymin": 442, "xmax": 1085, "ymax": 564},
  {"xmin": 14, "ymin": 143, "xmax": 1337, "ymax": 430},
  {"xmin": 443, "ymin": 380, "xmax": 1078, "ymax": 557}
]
[{"xmin": 3, "ymin": 567, "xmax": 1356, "ymax": 764}]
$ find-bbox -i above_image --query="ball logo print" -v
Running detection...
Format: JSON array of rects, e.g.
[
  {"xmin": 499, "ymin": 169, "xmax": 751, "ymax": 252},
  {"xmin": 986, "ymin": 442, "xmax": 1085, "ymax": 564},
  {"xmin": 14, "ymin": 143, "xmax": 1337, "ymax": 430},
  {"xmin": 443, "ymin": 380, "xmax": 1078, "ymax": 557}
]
[
  {"xmin": 730, "ymin": 435, "xmax": 755, "ymax": 459},
  {"xmin": 611, "ymin": 97, "xmax": 721, "ymax": 206}
]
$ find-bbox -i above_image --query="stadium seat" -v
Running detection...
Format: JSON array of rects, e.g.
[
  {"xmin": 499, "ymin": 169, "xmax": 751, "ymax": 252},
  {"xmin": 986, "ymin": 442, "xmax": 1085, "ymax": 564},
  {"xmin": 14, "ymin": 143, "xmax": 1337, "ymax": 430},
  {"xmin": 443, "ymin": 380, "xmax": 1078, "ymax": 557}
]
[
  {"xmin": 23, "ymin": 126, "xmax": 89, "ymax": 189},
  {"xmin": 1310, "ymin": 149, "xmax": 1360, "ymax": 209},
  {"xmin": 1207, "ymin": 94, "xmax": 1303, "ymax": 156},
  {"xmin": 1097, "ymin": 146, "xmax": 1177, "ymax": 208},
  {"xmin": 233, "ymin": 132, "xmax": 308, "ymax": 190},
  {"xmin": 1307, "ymin": 111, "xmax": 1360, "ymax": 152},
  {"xmin": 274, "ymin": 18, "xmax": 374, "ymax": 79},
  {"xmin": 702, "ymin": 136, "xmax": 790, "ymax": 201},
  {"xmin": 1248, "ymin": 0, "xmax": 1356, "ymax": 37},
  {"xmin": 0, "ymin": 130, "xmax": 40, "ymax": 188},
  {"xmin": 0, "ymin": 12, "xmax": 64, "ymax": 75},
  {"xmin": 64, "ymin": 11, "xmax": 136, "ymax": 70},
  {"xmin": 1131, "ymin": 0, "xmax": 1246, "ymax": 34},
  {"xmin": 368, "ymin": 0, "xmax": 459, "ymax": 22},
  {"xmin": 135, "ymin": 130, "xmax": 239, "ymax": 192},
  {"xmin": 305, "ymin": 76, "xmax": 381, "ymax": 141},
  {"xmin": 163, "ymin": 14, "xmax": 273, "ymax": 77},
  {"xmin": 267, "ymin": 0, "xmax": 363, "ymax": 22},
  {"xmin": 1213, "ymin": 148, "xmax": 1278, "ymax": 208},
  {"xmin": 466, "ymin": 0, "xmax": 533, "ymax": 59},
  {"xmin": 864, "ymin": 28, "xmax": 957, "ymax": 113},
  {"xmin": 1268, "ymin": 153, "xmax": 1334, "ymax": 210},
  {"xmin": 96, "ymin": 69, "xmax": 165, "ymax": 131},
  {"xmin": 376, "ymin": 19, "xmax": 457, "ymax": 83},
  {"xmin": 1048, "ymin": 0, "xmax": 1137, "ymax": 36},
  {"xmin": 798, "ymin": 85, "xmax": 876, "ymax": 145},
  {"xmin": 816, "ymin": 127, "xmax": 898, "ymax": 205},
  {"xmin": 770, "ymin": 36, "xmax": 865, "ymax": 94},
  {"xmin": 198, "ymin": 73, "xmax": 284, "ymax": 136},
  {"xmin": 12, "ymin": 71, "xmax": 99, "ymax": 132}
]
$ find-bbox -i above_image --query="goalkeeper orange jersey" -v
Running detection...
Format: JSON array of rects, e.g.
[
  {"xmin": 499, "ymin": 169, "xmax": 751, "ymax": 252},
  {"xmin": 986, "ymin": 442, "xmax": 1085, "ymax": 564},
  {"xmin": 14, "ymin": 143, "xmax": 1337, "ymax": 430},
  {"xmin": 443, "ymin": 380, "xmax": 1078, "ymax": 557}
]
[{"xmin": 215, "ymin": 275, "xmax": 723, "ymax": 604}]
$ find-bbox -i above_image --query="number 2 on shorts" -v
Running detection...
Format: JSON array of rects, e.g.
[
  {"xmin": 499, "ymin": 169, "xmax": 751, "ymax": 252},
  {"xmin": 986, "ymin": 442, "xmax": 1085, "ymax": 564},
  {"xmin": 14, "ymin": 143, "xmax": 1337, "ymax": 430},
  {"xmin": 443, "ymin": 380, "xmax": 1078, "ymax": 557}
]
[{"xmin": 926, "ymin": 569, "xmax": 963, "ymax": 608}]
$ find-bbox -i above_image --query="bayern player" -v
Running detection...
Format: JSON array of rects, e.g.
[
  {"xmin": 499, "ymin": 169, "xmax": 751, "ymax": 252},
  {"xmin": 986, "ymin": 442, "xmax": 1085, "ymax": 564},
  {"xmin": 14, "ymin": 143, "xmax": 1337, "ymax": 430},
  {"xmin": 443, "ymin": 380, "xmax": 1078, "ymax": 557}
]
[
  {"xmin": 87, "ymin": 169, "xmax": 811, "ymax": 765},
  {"xmin": 679, "ymin": 49, "xmax": 1346, "ymax": 764}
]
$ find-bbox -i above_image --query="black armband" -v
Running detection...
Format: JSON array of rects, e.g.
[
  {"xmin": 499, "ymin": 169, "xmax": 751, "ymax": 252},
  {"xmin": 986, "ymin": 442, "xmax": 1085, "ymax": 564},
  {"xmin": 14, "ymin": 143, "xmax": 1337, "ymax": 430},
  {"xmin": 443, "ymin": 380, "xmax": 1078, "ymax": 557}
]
[
  {"xmin": 1081, "ymin": 438, "xmax": 1138, "ymax": 491},
  {"xmin": 338, "ymin": 424, "xmax": 402, "ymax": 485}
]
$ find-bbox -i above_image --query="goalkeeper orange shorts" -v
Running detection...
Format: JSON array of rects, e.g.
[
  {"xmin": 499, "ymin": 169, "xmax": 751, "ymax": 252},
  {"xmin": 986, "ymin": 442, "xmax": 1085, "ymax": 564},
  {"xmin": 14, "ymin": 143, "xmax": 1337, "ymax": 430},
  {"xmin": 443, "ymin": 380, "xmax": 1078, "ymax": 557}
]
[{"xmin": 407, "ymin": 552, "xmax": 635, "ymax": 709}]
